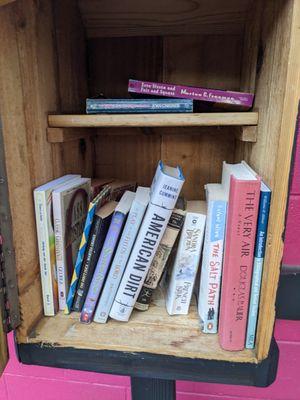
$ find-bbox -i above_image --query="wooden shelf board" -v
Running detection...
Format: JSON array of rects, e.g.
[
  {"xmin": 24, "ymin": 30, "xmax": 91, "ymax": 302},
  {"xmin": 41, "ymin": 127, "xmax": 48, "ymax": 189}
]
[
  {"xmin": 48, "ymin": 112, "xmax": 259, "ymax": 129},
  {"xmin": 24, "ymin": 290, "xmax": 257, "ymax": 364}
]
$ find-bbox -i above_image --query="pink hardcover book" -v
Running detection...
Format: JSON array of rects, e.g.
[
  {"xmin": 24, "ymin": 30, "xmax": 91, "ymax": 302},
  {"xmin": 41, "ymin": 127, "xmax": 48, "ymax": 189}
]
[
  {"xmin": 218, "ymin": 162, "xmax": 261, "ymax": 351},
  {"xmin": 128, "ymin": 79, "xmax": 254, "ymax": 109}
]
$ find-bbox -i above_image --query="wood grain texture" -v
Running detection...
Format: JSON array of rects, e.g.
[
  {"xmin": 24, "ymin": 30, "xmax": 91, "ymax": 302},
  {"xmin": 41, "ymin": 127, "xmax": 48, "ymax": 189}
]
[
  {"xmin": 48, "ymin": 113, "xmax": 259, "ymax": 128},
  {"xmin": 52, "ymin": 0, "xmax": 94, "ymax": 178},
  {"xmin": 23, "ymin": 289, "xmax": 256, "ymax": 363},
  {"xmin": 0, "ymin": 0, "xmax": 58, "ymax": 337},
  {"xmin": 78, "ymin": 0, "xmax": 252, "ymax": 37},
  {"xmin": 254, "ymin": 0, "xmax": 300, "ymax": 361}
]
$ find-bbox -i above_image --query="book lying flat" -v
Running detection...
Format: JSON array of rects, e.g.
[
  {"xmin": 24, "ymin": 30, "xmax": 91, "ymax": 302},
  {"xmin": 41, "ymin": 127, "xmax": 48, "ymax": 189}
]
[
  {"xmin": 218, "ymin": 161, "xmax": 261, "ymax": 351},
  {"xmin": 128, "ymin": 79, "xmax": 254, "ymax": 110},
  {"xmin": 86, "ymin": 98, "xmax": 193, "ymax": 114},
  {"xmin": 94, "ymin": 187, "xmax": 150, "ymax": 324},
  {"xmin": 109, "ymin": 161, "xmax": 185, "ymax": 322}
]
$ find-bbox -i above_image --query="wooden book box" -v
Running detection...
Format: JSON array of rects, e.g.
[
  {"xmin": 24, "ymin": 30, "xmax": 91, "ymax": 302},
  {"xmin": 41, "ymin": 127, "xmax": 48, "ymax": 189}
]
[{"xmin": 0, "ymin": 0, "xmax": 299, "ymax": 398}]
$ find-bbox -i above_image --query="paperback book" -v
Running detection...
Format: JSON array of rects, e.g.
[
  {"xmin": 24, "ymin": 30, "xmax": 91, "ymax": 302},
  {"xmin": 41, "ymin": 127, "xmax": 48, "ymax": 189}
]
[
  {"xmin": 72, "ymin": 201, "xmax": 116, "ymax": 312},
  {"xmin": 218, "ymin": 161, "xmax": 261, "ymax": 351},
  {"xmin": 246, "ymin": 180, "xmax": 271, "ymax": 349},
  {"xmin": 86, "ymin": 98, "xmax": 193, "ymax": 114},
  {"xmin": 34, "ymin": 174, "xmax": 80, "ymax": 316},
  {"xmin": 166, "ymin": 201, "xmax": 206, "ymax": 315},
  {"xmin": 53, "ymin": 177, "xmax": 91, "ymax": 310},
  {"xmin": 94, "ymin": 187, "xmax": 150, "ymax": 324},
  {"xmin": 135, "ymin": 207, "xmax": 185, "ymax": 311},
  {"xmin": 109, "ymin": 161, "xmax": 185, "ymax": 322},
  {"xmin": 128, "ymin": 79, "xmax": 254, "ymax": 110},
  {"xmin": 198, "ymin": 184, "xmax": 227, "ymax": 333},
  {"xmin": 81, "ymin": 192, "xmax": 135, "ymax": 323},
  {"xmin": 64, "ymin": 185, "xmax": 111, "ymax": 314}
]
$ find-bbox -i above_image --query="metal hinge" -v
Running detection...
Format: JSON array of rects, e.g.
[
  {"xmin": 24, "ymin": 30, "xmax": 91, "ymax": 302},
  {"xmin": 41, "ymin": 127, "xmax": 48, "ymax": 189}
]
[{"xmin": 0, "ymin": 119, "xmax": 21, "ymax": 332}]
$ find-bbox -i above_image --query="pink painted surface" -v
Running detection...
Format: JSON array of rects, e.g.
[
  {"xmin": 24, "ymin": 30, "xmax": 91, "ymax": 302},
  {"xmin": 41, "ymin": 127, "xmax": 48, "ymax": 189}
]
[{"xmin": 0, "ymin": 320, "xmax": 299, "ymax": 400}]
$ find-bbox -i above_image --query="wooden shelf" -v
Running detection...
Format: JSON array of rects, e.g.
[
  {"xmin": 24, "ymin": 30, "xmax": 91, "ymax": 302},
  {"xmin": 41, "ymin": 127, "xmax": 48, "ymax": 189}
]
[{"xmin": 48, "ymin": 112, "xmax": 258, "ymax": 128}]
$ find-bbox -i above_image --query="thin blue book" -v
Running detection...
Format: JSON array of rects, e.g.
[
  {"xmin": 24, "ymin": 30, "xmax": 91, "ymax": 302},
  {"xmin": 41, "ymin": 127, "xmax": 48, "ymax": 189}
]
[
  {"xmin": 245, "ymin": 181, "xmax": 271, "ymax": 349},
  {"xmin": 80, "ymin": 191, "xmax": 135, "ymax": 323},
  {"xmin": 86, "ymin": 98, "xmax": 193, "ymax": 114}
]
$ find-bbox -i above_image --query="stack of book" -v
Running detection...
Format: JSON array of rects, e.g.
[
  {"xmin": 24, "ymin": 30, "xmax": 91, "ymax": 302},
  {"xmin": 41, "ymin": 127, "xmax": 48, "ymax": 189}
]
[
  {"xmin": 86, "ymin": 79, "xmax": 254, "ymax": 114},
  {"xmin": 34, "ymin": 160, "xmax": 270, "ymax": 352}
]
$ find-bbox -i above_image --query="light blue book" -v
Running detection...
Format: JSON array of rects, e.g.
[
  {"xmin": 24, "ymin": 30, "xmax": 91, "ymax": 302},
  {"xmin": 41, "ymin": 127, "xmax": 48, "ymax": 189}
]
[
  {"xmin": 245, "ymin": 181, "xmax": 271, "ymax": 349},
  {"xmin": 93, "ymin": 187, "xmax": 150, "ymax": 323}
]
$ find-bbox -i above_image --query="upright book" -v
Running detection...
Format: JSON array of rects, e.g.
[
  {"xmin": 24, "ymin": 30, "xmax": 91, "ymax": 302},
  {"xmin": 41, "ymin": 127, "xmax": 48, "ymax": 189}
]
[
  {"xmin": 34, "ymin": 174, "xmax": 80, "ymax": 316},
  {"xmin": 72, "ymin": 201, "xmax": 116, "ymax": 312},
  {"xmin": 86, "ymin": 98, "xmax": 193, "ymax": 114},
  {"xmin": 64, "ymin": 185, "xmax": 111, "ymax": 314},
  {"xmin": 198, "ymin": 184, "xmax": 227, "ymax": 333},
  {"xmin": 128, "ymin": 79, "xmax": 254, "ymax": 110},
  {"xmin": 218, "ymin": 161, "xmax": 261, "ymax": 351},
  {"xmin": 135, "ymin": 207, "xmax": 186, "ymax": 311},
  {"xmin": 53, "ymin": 177, "xmax": 91, "ymax": 310},
  {"xmin": 94, "ymin": 187, "xmax": 150, "ymax": 323},
  {"xmin": 166, "ymin": 201, "xmax": 206, "ymax": 315},
  {"xmin": 245, "ymin": 180, "xmax": 271, "ymax": 349},
  {"xmin": 80, "ymin": 191, "xmax": 135, "ymax": 323},
  {"xmin": 109, "ymin": 161, "xmax": 185, "ymax": 322}
]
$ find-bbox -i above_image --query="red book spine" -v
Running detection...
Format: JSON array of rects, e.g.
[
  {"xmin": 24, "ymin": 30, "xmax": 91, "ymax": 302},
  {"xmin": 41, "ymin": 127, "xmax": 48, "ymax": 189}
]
[{"xmin": 219, "ymin": 176, "xmax": 261, "ymax": 351}]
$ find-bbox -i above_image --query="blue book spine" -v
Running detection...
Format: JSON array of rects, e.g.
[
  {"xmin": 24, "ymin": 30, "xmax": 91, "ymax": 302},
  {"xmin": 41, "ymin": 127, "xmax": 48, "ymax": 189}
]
[
  {"xmin": 80, "ymin": 211, "xmax": 126, "ymax": 323},
  {"xmin": 93, "ymin": 198, "xmax": 148, "ymax": 323},
  {"xmin": 86, "ymin": 99, "xmax": 193, "ymax": 114},
  {"xmin": 245, "ymin": 187, "xmax": 271, "ymax": 348}
]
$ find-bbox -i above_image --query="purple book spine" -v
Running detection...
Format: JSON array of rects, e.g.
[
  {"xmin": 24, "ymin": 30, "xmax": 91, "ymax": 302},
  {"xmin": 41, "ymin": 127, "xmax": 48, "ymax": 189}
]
[
  {"xmin": 128, "ymin": 79, "xmax": 254, "ymax": 108},
  {"xmin": 80, "ymin": 211, "xmax": 126, "ymax": 323}
]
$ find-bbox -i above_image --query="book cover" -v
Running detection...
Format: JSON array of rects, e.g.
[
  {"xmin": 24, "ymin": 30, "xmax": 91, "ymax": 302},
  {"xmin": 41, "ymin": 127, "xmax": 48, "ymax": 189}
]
[
  {"xmin": 198, "ymin": 184, "xmax": 227, "ymax": 333},
  {"xmin": 246, "ymin": 182, "xmax": 271, "ymax": 349},
  {"xmin": 91, "ymin": 177, "xmax": 114, "ymax": 198},
  {"xmin": 166, "ymin": 201, "xmax": 206, "ymax": 315},
  {"xmin": 109, "ymin": 161, "xmax": 185, "ymax": 322},
  {"xmin": 33, "ymin": 174, "xmax": 80, "ymax": 316},
  {"xmin": 72, "ymin": 202, "xmax": 116, "ymax": 312},
  {"xmin": 94, "ymin": 187, "xmax": 150, "ymax": 324},
  {"xmin": 109, "ymin": 180, "xmax": 136, "ymax": 201},
  {"xmin": 64, "ymin": 185, "xmax": 111, "ymax": 314},
  {"xmin": 53, "ymin": 177, "xmax": 91, "ymax": 310},
  {"xmin": 86, "ymin": 98, "xmax": 193, "ymax": 114},
  {"xmin": 218, "ymin": 161, "xmax": 261, "ymax": 351},
  {"xmin": 128, "ymin": 79, "xmax": 254, "ymax": 109},
  {"xmin": 80, "ymin": 192, "xmax": 135, "ymax": 323},
  {"xmin": 135, "ymin": 208, "xmax": 185, "ymax": 311}
]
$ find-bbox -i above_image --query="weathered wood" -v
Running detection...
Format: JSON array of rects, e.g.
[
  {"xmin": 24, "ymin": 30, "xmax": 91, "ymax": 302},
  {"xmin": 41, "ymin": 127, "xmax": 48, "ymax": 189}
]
[
  {"xmin": 21, "ymin": 289, "xmax": 256, "ymax": 363},
  {"xmin": 48, "ymin": 113, "xmax": 258, "ymax": 128},
  {"xmin": 78, "ymin": 0, "xmax": 252, "ymax": 38}
]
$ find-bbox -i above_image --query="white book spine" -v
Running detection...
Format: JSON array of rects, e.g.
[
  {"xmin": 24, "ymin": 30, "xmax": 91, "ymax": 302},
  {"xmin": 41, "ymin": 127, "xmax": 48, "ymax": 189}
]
[
  {"xmin": 198, "ymin": 200, "xmax": 227, "ymax": 333},
  {"xmin": 53, "ymin": 192, "xmax": 67, "ymax": 310},
  {"xmin": 166, "ymin": 212, "xmax": 206, "ymax": 315},
  {"xmin": 109, "ymin": 164, "xmax": 184, "ymax": 322},
  {"xmin": 93, "ymin": 198, "xmax": 147, "ymax": 323},
  {"xmin": 34, "ymin": 191, "xmax": 55, "ymax": 316}
]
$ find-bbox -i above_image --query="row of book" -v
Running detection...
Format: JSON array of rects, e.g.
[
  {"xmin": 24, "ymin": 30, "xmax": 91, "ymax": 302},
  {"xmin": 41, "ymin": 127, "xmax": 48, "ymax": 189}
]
[
  {"xmin": 34, "ymin": 160, "xmax": 271, "ymax": 352},
  {"xmin": 86, "ymin": 79, "xmax": 254, "ymax": 114}
]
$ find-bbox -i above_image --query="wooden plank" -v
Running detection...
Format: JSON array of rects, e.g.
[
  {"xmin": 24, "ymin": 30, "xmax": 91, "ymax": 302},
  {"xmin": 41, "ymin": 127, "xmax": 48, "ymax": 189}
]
[
  {"xmin": 23, "ymin": 289, "xmax": 257, "ymax": 363},
  {"xmin": 78, "ymin": 0, "xmax": 252, "ymax": 38},
  {"xmin": 254, "ymin": 1, "xmax": 300, "ymax": 361},
  {"xmin": 48, "ymin": 113, "xmax": 258, "ymax": 128},
  {"xmin": 235, "ymin": 126, "xmax": 257, "ymax": 142},
  {"xmin": 47, "ymin": 128, "xmax": 93, "ymax": 143}
]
